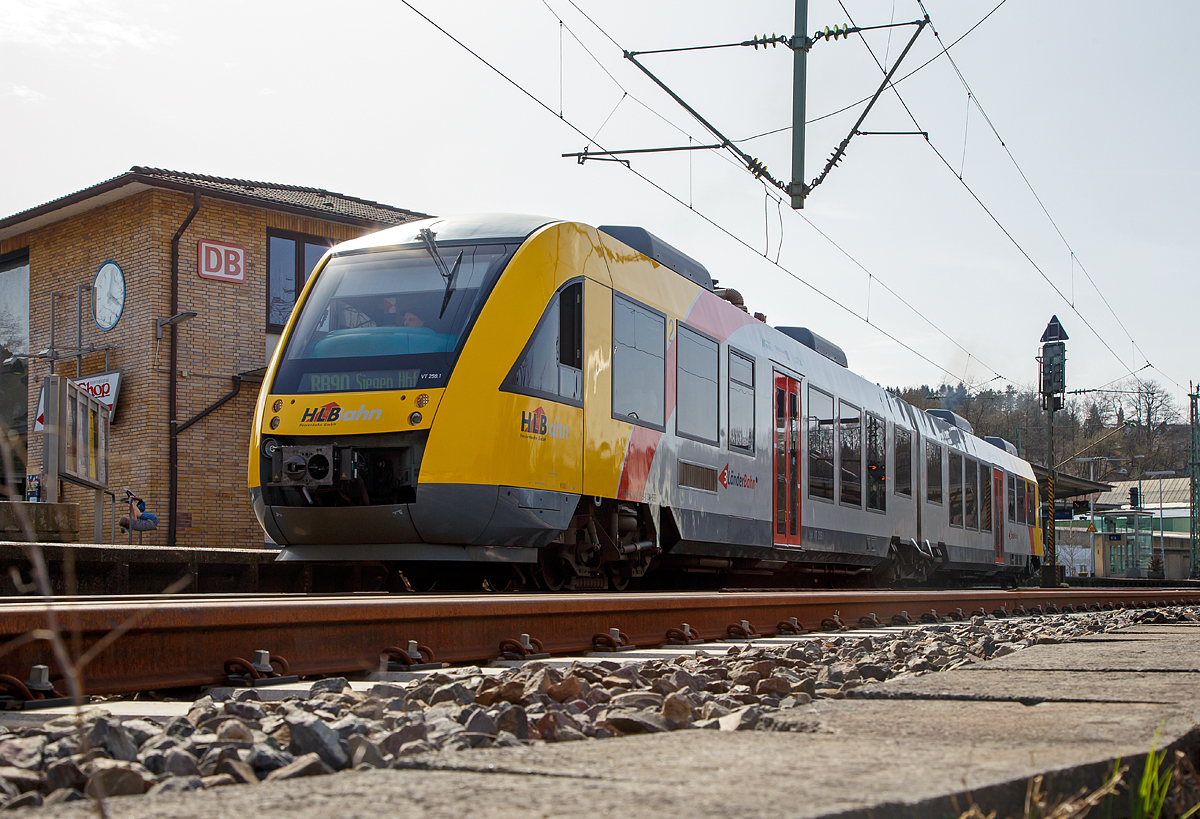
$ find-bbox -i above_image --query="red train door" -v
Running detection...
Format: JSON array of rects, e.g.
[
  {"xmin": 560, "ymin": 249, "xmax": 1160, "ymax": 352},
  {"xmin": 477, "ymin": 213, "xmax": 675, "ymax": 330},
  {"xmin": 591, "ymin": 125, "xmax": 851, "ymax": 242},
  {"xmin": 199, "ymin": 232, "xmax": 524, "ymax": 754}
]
[
  {"xmin": 993, "ymin": 468, "xmax": 1005, "ymax": 563},
  {"xmin": 774, "ymin": 373, "xmax": 802, "ymax": 547}
]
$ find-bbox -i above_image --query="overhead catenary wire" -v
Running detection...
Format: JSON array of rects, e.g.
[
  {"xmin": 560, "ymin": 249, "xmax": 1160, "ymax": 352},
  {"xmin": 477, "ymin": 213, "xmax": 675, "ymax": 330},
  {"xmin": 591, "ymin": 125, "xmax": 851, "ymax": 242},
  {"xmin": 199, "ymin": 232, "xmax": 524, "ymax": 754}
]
[
  {"xmin": 834, "ymin": 0, "xmax": 1157, "ymax": 395},
  {"xmin": 545, "ymin": 0, "xmax": 1016, "ymax": 392},
  {"xmin": 396, "ymin": 0, "xmax": 998, "ymax": 391},
  {"xmin": 913, "ymin": 0, "xmax": 1173, "ymax": 392}
]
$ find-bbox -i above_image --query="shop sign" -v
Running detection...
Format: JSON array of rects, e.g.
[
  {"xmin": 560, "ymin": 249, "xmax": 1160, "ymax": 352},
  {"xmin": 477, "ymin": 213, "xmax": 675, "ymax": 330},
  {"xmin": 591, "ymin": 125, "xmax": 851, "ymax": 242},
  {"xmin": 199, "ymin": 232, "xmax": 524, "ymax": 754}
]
[
  {"xmin": 198, "ymin": 239, "xmax": 246, "ymax": 283},
  {"xmin": 33, "ymin": 370, "xmax": 122, "ymax": 431}
]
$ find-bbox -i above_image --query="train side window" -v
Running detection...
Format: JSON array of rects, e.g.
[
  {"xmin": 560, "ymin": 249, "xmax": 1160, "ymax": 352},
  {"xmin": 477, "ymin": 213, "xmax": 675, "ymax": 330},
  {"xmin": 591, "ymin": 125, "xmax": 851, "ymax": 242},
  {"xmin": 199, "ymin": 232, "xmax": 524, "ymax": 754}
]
[
  {"xmin": 807, "ymin": 387, "xmax": 835, "ymax": 502},
  {"xmin": 926, "ymin": 443, "xmax": 943, "ymax": 505},
  {"xmin": 895, "ymin": 428, "xmax": 912, "ymax": 497},
  {"xmin": 612, "ymin": 294, "xmax": 665, "ymax": 428},
  {"xmin": 964, "ymin": 458, "xmax": 978, "ymax": 530},
  {"xmin": 1008, "ymin": 474, "xmax": 1016, "ymax": 522},
  {"xmin": 558, "ymin": 282, "xmax": 583, "ymax": 400},
  {"xmin": 728, "ymin": 350, "xmax": 755, "ymax": 453},
  {"xmin": 502, "ymin": 281, "xmax": 584, "ymax": 406},
  {"xmin": 980, "ymin": 465, "xmax": 993, "ymax": 532},
  {"xmin": 676, "ymin": 325, "xmax": 719, "ymax": 444},
  {"xmin": 1026, "ymin": 480, "xmax": 1036, "ymax": 525},
  {"xmin": 948, "ymin": 451, "xmax": 963, "ymax": 526},
  {"xmin": 1016, "ymin": 478, "xmax": 1027, "ymax": 525},
  {"xmin": 839, "ymin": 401, "xmax": 862, "ymax": 508},
  {"xmin": 866, "ymin": 413, "xmax": 885, "ymax": 512}
]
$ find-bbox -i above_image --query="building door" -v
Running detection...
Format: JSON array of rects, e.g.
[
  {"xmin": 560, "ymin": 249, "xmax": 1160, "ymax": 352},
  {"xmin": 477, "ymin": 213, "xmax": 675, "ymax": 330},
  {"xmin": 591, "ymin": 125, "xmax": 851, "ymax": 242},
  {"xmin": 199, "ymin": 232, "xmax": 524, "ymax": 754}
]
[
  {"xmin": 774, "ymin": 373, "xmax": 801, "ymax": 547},
  {"xmin": 993, "ymin": 468, "xmax": 1005, "ymax": 564}
]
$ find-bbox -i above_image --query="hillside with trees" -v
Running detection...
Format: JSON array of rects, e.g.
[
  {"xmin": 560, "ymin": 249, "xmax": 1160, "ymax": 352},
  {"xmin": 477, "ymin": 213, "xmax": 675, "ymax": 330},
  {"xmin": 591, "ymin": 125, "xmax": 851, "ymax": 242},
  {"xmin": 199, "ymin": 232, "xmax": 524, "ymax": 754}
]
[{"xmin": 887, "ymin": 378, "xmax": 1188, "ymax": 483}]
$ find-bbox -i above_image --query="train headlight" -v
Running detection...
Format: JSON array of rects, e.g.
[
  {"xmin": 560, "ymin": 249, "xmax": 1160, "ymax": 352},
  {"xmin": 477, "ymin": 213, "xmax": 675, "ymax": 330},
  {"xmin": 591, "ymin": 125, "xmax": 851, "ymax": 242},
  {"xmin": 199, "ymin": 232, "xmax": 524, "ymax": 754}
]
[
  {"xmin": 409, "ymin": 411, "xmax": 422, "ymax": 426},
  {"xmin": 273, "ymin": 399, "xmax": 283, "ymax": 412},
  {"xmin": 416, "ymin": 393, "xmax": 430, "ymax": 408},
  {"xmin": 270, "ymin": 416, "xmax": 281, "ymax": 430},
  {"xmin": 262, "ymin": 438, "xmax": 280, "ymax": 458}
]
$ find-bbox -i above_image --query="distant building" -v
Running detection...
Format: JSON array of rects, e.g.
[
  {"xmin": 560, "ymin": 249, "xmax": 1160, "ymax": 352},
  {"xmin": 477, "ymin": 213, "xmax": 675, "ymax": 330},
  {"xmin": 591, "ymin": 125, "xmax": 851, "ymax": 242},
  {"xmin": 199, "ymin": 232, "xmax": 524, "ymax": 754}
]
[
  {"xmin": 1077, "ymin": 478, "xmax": 1192, "ymax": 579},
  {"xmin": 0, "ymin": 167, "xmax": 426, "ymax": 547}
]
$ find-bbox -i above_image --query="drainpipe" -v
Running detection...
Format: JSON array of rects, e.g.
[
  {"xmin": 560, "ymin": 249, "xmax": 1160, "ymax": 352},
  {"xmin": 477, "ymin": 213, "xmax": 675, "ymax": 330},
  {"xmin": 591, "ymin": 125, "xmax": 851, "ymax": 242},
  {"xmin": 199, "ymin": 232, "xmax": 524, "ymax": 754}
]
[{"xmin": 168, "ymin": 193, "xmax": 201, "ymax": 547}]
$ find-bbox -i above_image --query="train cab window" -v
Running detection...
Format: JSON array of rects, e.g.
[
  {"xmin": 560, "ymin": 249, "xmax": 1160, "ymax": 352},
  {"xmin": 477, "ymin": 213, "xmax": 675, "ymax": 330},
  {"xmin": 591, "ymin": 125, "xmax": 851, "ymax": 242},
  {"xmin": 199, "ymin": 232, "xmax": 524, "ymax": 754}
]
[
  {"xmin": 1016, "ymin": 478, "xmax": 1027, "ymax": 525},
  {"xmin": 503, "ymin": 281, "xmax": 583, "ymax": 405},
  {"xmin": 948, "ymin": 451, "xmax": 963, "ymax": 526},
  {"xmin": 839, "ymin": 401, "xmax": 862, "ymax": 508},
  {"xmin": 895, "ymin": 428, "xmax": 913, "ymax": 497},
  {"xmin": 964, "ymin": 458, "xmax": 978, "ymax": 530},
  {"xmin": 980, "ymin": 465, "xmax": 993, "ymax": 532},
  {"xmin": 1008, "ymin": 474, "xmax": 1016, "ymax": 522},
  {"xmin": 926, "ymin": 443, "xmax": 943, "ymax": 505},
  {"xmin": 676, "ymin": 325, "xmax": 718, "ymax": 444},
  {"xmin": 807, "ymin": 387, "xmax": 835, "ymax": 502},
  {"xmin": 866, "ymin": 413, "xmax": 885, "ymax": 512},
  {"xmin": 612, "ymin": 294, "xmax": 665, "ymax": 428},
  {"xmin": 728, "ymin": 350, "xmax": 755, "ymax": 453}
]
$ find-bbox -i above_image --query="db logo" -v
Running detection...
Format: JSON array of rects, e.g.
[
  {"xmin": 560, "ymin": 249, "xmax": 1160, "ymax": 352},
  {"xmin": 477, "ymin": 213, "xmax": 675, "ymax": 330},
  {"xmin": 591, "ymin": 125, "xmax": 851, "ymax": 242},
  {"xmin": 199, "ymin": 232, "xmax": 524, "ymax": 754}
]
[{"xmin": 198, "ymin": 239, "xmax": 246, "ymax": 283}]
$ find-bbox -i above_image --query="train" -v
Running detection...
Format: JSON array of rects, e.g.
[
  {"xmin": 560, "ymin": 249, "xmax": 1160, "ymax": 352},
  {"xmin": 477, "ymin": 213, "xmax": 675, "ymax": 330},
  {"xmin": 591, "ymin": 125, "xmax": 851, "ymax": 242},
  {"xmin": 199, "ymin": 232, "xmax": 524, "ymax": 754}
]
[{"xmin": 248, "ymin": 214, "xmax": 1042, "ymax": 591}]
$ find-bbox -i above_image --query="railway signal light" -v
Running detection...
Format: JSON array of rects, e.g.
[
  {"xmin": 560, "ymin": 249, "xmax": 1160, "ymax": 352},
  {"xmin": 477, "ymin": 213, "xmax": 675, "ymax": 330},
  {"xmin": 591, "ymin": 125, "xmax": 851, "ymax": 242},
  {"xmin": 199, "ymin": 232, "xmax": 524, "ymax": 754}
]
[
  {"xmin": 1129, "ymin": 487, "xmax": 1141, "ymax": 508},
  {"xmin": 1040, "ymin": 341, "xmax": 1066, "ymax": 397}
]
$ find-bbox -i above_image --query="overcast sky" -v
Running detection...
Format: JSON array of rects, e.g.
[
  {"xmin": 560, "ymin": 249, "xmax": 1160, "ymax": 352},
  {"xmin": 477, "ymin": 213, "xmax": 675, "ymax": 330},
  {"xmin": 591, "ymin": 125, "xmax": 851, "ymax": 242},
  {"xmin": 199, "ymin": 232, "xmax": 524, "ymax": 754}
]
[{"xmin": 2, "ymin": 0, "xmax": 1196, "ymax": 411}]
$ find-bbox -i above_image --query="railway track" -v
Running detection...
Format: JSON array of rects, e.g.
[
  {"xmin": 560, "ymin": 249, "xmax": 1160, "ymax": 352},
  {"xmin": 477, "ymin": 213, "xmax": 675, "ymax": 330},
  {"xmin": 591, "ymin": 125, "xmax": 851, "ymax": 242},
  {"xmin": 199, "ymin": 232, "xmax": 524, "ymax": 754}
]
[{"xmin": 0, "ymin": 587, "xmax": 1196, "ymax": 699}]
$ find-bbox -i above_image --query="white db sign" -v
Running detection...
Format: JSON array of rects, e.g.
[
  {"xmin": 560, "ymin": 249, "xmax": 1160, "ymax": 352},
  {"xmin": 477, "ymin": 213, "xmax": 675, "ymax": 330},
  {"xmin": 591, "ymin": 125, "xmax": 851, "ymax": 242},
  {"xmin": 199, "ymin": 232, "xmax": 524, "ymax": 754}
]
[{"xmin": 198, "ymin": 239, "xmax": 246, "ymax": 283}]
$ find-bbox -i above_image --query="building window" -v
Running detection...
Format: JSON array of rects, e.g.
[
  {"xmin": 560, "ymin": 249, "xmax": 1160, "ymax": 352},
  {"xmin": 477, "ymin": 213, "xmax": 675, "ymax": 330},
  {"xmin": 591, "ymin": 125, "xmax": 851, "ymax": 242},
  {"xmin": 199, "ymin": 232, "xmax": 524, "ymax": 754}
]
[
  {"xmin": 839, "ymin": 400, "xmax": 862, "ymax": 508},
  {"xmin": 728, "ymin": 350, "xmax": 754, "ymax": 453},
  {"xmin": 0, "ymin": 250, "xmax": 30, "ymax": 494},
  {"xmin": 866, "ymin": 413, "xmax": 885, "ymax": 512},
  {"xmin": 676, "ymin": 325, "xmax": 718, "ymax": 444},
  {"xmin": 808, "ymin": 387, "xmax": 834, "ymax": 501},
  {"xmin": 964, "ymin": 458, "xmax": 978, "ymax": 530},
  {"xmin": 504, "ymin": 281, "xmax": 583, "ymax": 404},
  {"xmin": 612, "ymin": 294, "xmax": 665, "ymax": 428},
  {"xmin": 268, "ymin": 231, "xmax": 331, "ymax": 331},
  {"xmin": 926, "ymin": 442, "xmax": 943, "ymax": 505},
  {"xmin": 895, "ymin": 428, "xmax": 913, "ymax": 497},
  {"xmin": 949, "ymin": 451, "xmax": 963, "ymax": 526}
]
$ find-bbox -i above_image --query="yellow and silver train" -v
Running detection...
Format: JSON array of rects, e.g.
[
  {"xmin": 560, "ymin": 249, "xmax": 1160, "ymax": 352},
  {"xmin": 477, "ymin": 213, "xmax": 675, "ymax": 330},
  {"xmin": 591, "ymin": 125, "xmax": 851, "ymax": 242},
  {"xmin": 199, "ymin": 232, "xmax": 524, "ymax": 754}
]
[{"xmin": 249, "ymin": 214, "xmax": 1042, "ymax": 590}]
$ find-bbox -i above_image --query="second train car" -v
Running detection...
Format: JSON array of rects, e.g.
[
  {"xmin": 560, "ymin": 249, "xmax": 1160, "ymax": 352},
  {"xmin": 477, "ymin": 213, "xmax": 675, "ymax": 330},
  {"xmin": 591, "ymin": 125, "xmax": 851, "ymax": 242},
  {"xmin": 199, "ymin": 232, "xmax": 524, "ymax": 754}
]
[{"xmin": 249, "ymin": 214, "xmax": 1042, "ymax": 590}]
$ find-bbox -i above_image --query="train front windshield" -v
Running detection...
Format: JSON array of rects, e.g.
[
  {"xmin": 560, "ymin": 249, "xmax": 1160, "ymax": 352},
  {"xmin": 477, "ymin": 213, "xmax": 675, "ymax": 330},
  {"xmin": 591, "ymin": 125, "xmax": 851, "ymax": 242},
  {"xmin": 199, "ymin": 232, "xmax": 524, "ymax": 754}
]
[{"xmin": 272, "ymin": 243, "xmax": 513, "ymax": 394}]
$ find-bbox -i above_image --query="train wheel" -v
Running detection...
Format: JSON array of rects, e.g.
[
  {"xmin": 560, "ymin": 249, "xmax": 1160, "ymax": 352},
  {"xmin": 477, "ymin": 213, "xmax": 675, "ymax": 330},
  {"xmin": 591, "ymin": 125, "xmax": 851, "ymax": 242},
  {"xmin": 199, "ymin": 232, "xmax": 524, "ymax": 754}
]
[
  {"xmin": 402, "ymin": 564, "xmax": 439, "ymax": 593},
  {"xmin": 483, "ymin": 565, "xmax": 521, "ymax": 593},
  {"xmin": 607, "ymin": 566, "xmax": 633, "ymax": 591},
  {"xmin": 536, "ymin": 556, "xmax": 570, "ymax": 592}
]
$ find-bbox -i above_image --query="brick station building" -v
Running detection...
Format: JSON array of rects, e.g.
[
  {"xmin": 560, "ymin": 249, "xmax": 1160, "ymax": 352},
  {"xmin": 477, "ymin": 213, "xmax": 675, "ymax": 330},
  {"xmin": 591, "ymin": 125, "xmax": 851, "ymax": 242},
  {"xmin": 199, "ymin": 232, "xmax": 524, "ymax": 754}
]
[{"xmin": 0, "ymin": 167, "xmax": 425, "ymax": 547}]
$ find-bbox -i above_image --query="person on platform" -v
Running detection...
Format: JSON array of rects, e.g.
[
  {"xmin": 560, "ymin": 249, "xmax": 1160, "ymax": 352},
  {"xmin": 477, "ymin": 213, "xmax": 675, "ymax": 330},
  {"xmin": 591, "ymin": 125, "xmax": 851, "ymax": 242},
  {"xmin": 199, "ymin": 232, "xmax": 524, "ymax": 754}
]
[{"xmin": 119, "ymin": 490, "xmax": 159, "ymax": 532}]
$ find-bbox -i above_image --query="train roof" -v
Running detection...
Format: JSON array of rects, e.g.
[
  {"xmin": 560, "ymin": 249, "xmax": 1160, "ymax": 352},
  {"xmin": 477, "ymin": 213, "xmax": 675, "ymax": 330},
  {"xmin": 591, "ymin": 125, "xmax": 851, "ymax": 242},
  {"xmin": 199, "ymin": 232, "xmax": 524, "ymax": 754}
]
[
  {"xmin": 597, "ymin": 225, "xmax": 714, "ymax": 291},
  {"xmin": 333, "ymin": 213, "xmax": 554, "ymax": 254}
]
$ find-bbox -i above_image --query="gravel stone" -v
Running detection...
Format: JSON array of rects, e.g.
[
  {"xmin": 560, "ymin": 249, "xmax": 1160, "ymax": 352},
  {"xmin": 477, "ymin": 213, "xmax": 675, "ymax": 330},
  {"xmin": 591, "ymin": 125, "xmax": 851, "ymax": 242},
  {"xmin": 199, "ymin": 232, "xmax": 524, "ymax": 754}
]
[
  {"xmin": 307, "ymin": 678, "xmax": 351, "ymax": 697},
  {"xmin": 146, "ymin": 776, "xmax": 203, "ymax": 795},
  {"xmin": 285, "ymin": 712, "xmax": 348, "ymax": 770},
  {"xmin": 0, "ymin": 736, "xmax": 45, "ymax": 770}
]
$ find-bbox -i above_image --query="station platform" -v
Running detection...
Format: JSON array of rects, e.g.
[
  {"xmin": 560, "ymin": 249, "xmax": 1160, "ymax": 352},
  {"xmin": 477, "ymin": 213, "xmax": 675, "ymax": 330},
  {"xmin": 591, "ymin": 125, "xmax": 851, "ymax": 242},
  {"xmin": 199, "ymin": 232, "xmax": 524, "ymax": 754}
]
[{"xmin": 15, "ymin": 618, "xmax": 1199, "ymax": 818}]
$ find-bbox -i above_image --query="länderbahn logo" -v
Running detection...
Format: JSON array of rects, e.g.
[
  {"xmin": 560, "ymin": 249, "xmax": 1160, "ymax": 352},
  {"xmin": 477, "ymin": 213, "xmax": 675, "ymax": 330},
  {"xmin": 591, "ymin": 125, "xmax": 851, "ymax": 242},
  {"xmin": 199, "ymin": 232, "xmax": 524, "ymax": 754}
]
[
  {"xmin": 719, "ymin": 463, "xmax": 757, "ymax": 489},
  {"xmin": 520, "ymin": 406, "xmax": 569, "ymax": 440}
]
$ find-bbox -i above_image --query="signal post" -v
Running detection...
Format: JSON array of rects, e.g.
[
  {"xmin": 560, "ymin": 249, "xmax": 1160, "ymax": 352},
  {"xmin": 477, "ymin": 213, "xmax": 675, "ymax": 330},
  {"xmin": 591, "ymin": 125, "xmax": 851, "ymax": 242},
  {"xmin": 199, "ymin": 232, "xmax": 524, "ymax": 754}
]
[{"xmin": 1039, "ymin": 317, "xmax": 1067, "ymax": 588}]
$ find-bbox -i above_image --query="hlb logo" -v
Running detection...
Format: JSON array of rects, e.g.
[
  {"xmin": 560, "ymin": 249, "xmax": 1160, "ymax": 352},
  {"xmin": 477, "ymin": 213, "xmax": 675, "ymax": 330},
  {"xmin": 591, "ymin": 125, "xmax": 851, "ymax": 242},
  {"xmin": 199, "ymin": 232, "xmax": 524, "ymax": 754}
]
[
  {"xmin": 299, "ymin": 402, "xmax": 383, "ymax": 425},
  {"xmin": 520, "ymin": 406, "xmax": 569, "ymax": 440},
  {"xmin": 719, "ymin": 463, "xmax": 757, "ymax": 490}
]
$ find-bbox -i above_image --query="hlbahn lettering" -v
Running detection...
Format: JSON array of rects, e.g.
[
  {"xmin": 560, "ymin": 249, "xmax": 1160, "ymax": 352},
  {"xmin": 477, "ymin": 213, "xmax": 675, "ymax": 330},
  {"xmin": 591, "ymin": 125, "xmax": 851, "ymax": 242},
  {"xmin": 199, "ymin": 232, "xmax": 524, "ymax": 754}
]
[
  {"xmin": 300, "ymin": 402, "xmax": 382, "ymax": 425},
  {"xmin": 520, "ymin": 407, "xmax": 569, "ymax": 440}
]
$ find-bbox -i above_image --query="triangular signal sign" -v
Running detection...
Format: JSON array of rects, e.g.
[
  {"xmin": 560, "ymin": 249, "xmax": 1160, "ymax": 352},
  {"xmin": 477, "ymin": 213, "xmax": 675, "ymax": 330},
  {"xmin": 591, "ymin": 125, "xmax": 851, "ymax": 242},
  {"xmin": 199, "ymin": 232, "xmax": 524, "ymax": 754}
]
[{"xmin": 1041, "ymin": 315, "xmax": 1068, "ymax": 342}]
